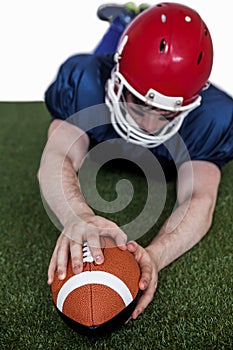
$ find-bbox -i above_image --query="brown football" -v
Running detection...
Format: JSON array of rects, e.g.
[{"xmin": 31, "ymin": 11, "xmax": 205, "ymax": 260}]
[{"xmin": 51, "ymin": 236, "xmax": 141, "ymax": 337}]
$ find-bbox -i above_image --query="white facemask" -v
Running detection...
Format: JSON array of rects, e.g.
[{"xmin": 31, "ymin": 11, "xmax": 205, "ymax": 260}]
[{"xmin": 105, "ymin": 69, "xmax": 201, "ymax": 148}]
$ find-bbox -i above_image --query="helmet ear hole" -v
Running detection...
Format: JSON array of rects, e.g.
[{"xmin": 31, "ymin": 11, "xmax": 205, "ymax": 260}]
[
  {"xmin": 160, "ymin": 39, "xmax": 166, "ymax": 53},
  {"xmin": 197, "ymin": 51, "xmax": 203, "ymax": 65}
]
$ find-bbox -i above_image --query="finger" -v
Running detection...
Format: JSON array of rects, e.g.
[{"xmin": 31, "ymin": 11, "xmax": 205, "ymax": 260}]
[
  {"xmin": 112, "ymin": 228, "xmax": 127, "ymax": 250},
  {"xmin": 126, "ymin": 240, "xmax": 138, "ymax": 254},
  {"xmin": 70, "ymin": 240, "xmax": 83, "ymax": 274},
  {"xmin": 56, "ymin": 235, "xmax": 70, "ymax": 280},
  {"xmin": 132, "ymin": 285, "xmax": 156, "ymax": 319},
  {"xmin": 127, "ymin": 241, "xmax": 152, "ymax": 289},
  {"xmin": 47, "ymin": 251, "xmax": 57, "ymax": 285},
  {"xmin": 126, "ymin": 241, "xmax": 144, "ymax": 265},
  {"xmin": 47, "ymin": 236, "xmax": 62, "ymax": 285},
  {"xmin": 138, "ymin": 260, "xmax": 153, "ymax": 290},
  {"xmin": 87, "ymin": 233, "xmax": 104, "ymax": 265},
  {"xmin": 99, "ymin": 220, "xmax": 127, "ymax": 249},
  {"xmin": 125, "ymin": 316, "xmax": 132, "ymax": 324}
]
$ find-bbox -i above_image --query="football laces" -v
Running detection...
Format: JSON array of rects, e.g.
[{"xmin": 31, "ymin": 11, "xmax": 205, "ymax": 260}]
[{"xmin": 82, "ymin": 242, "xmax": 94, "ymax": 263}]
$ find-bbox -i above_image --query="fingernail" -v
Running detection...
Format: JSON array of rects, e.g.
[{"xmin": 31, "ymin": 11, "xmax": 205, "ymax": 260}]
[
  {"xmin": 58, "ymin": 270, "xmax": 64, "ymax": 279},
  {"xmin": 95, "ymin": 255, "xmax": 103, "ymax": 264},
  {"xmin": 125, "ymin": 317, "xmax": 132, "ymax": 324},
  {"xmin": 73, "ymin": 264, "xmax": 81, "ymax": 272}
]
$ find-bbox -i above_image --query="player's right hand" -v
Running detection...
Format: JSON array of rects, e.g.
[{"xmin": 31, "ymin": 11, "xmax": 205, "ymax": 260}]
[{"xmin": 47, "ymin": 213, "xmax": 127, "ymax": 285}]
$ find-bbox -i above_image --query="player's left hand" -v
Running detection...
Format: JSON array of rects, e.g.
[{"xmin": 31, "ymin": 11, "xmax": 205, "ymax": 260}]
[{"xmin": 126, "ymin": 241, "xmax": 159, "ymax": 320}]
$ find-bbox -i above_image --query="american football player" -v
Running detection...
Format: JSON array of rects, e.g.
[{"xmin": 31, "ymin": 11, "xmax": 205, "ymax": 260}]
[{"xmin": 38, "ymin": 2, "xmax": 233, "ymax": 320}]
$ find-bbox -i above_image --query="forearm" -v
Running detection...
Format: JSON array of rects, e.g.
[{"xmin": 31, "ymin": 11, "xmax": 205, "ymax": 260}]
[
  {"xmin": 147, "ymin": 195, "xmax": 215, "ymax": 271},
  {"xmin": 38, "ymin": 153, "xmax": 93, "ymax": 228}
]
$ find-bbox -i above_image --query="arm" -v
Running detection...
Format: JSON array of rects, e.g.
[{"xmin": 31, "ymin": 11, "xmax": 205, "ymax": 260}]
[
  {"xmin": 148, "ymin": 160, "xmax": 221, "ymax": 269},
  {"xmin": 38, "ymin": 119, "xmax": 126, "ymax": 284},
  {"xmin": 127, "ymin": 160, "xmax": 221, "ymax": 319},
  {"xmin": 39, "ymin": 119, "xmax": 93, "ymax": 226}
]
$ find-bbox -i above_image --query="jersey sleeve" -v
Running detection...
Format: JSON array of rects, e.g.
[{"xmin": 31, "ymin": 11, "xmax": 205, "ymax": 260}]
[
  {"xmin": 44, "ymin": 53, "xmax": 114, "ymax": 120},
  {"xmin": 180, "ymin": 85, "xmax": 233, "ymax": 168}
]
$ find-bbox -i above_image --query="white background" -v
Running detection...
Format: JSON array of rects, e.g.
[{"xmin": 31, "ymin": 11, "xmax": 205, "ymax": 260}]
[{"xmin": 0, "ymin": 0, "xmax": 232, "ymax": 101}]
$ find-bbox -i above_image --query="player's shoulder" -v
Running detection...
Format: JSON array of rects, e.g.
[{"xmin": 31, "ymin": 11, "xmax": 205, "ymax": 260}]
[
  {"xmin": 178, "ymin": 83, "xmax": 233, "ymax": 167},
  {"xmin": 190, "ymin": 83, "xmax": 233, "ymax": 127},
  {"xmin": 59, "ymin": 53, "xmax": 115, "ymax": 98},
  {"xmin": 202, "ymin": 82, "xmax": 232, "ymax": 99},
  {"xmin": 200, "ymin": 83, "xmax": 233, "ymax": 113},
  {"xmin": 61, "ymin": 53, "xmax": 115, "ymax": 72},
  {"xmin": 181, "ymin": 82, "xmax": 233, "ymax": 146},
  {"xmin": 45, "ymin": 53, "xmax": 115, "ymax": 119}
]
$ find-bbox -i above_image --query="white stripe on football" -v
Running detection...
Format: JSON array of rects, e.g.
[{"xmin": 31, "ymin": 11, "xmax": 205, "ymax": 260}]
[{"xmin": 56, "ymin": 271, "xmax": 134, "ymax": 311}]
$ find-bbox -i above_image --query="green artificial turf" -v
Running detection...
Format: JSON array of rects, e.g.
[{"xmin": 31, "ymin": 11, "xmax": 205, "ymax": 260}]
[{"xmin": 0, "ymin": 102, "xmax": 232, "ymax": 350}]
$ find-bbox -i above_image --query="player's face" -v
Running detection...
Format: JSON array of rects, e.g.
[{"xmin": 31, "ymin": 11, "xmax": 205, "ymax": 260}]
[{"xmin": 125, "ymin": 91, "xmax": 179, "ymax": 133}]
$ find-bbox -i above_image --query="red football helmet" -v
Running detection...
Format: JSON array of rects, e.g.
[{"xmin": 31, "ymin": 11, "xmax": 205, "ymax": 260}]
[{"xmin": 106, "ymin": 2, "xmax": 213, "ymax": 147}]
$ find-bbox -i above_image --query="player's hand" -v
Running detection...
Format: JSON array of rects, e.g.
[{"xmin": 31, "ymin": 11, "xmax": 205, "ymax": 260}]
[
  {"xmin": 47, "ymin": 214, "xmax": 127, "ymax": 285},
  {"xmin": 126, "ymin": 241, "xmax": 159, "ymax": 320}
]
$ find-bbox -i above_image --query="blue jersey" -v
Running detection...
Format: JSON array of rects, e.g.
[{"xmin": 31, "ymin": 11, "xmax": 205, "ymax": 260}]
[{"xmin": 45, "ymin": 53, "xmax": 233, "ymax": 169}]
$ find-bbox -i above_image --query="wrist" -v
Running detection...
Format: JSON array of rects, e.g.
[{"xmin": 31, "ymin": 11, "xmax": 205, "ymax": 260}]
[
  {"xmin": 145, "ymin": 243, "xmax": 164, "ymax": 272},
  {"xmin": 62, "ymin": 206, "xmax": 94, "ymax": 228}
]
